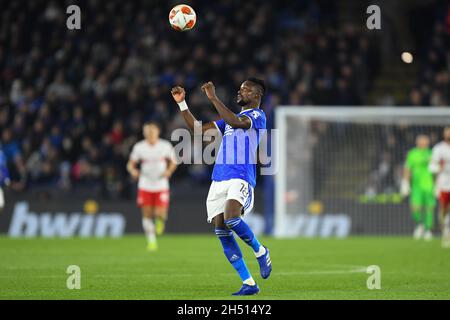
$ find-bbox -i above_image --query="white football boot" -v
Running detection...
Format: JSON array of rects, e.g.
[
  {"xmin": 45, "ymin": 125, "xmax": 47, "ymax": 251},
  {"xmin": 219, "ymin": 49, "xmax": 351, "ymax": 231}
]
[
  {"xmin": 413, "ymin": 224, "xmax": 424, "ymax": 240},
  {"xmin": 423, "ymin": 230, "xmax": 433, "ymax": 241}
]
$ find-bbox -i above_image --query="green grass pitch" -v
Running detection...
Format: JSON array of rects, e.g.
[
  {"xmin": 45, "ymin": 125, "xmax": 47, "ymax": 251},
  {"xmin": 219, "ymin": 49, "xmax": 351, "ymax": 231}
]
[{"xmin": 0, "ymin": 235, "xmax": 449, "ymax": 299}]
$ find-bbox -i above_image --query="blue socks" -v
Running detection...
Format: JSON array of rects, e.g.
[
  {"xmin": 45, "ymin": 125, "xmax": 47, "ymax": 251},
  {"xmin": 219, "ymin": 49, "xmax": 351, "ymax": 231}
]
[
  {"xmin": 215, "ymin": 228, "xmax": 251, "ymax": 282},
  {"xmin": 225, "ymin": 217, "xmax": 262, "ymax": 253},
  {"xmin": 216, "ymin": 218, "xmax": 264, "ymax": 284}
]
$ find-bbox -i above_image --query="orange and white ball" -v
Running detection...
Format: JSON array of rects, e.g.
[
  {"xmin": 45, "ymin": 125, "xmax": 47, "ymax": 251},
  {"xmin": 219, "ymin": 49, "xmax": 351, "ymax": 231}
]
[{"xmin": 169, "ymin": 4, "xmax": 196, "ymax": 32}]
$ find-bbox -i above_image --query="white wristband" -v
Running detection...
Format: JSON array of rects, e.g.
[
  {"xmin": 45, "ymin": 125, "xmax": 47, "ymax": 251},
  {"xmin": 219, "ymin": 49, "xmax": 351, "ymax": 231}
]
[{"xmin": 177, "ymin": 100, "xmax": 188, "ymax": 111}]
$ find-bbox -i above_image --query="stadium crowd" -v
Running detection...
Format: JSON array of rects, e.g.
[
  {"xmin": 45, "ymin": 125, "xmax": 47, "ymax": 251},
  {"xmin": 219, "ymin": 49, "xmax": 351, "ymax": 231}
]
[
  {"xmin": 0, "ymin": 0, "xmax": 380, "ymax": 197},
  {"xmin": 406, "ymin": 11, "xmax": 450, "ymax": 107},
  {"xmin": 367, "ymin": 4, "xmax": 450, "ymax": 197},
  {"xmin": 0, "ymin": 0, "xmax": 384, "ymax": 198}
]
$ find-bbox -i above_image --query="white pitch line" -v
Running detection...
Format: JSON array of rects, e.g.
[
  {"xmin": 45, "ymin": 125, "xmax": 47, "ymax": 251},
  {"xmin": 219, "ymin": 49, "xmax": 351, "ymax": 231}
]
[
  {"xmin": 274, "ymin": 268, "xmax": 367, "ymax": 276},
  {"xmin": 0, "ymin": 266, "xmax": 369, "ymax": 279}
]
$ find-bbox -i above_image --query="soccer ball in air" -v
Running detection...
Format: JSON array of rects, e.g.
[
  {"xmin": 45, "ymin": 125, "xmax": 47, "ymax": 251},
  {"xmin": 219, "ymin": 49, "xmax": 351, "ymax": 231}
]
[{"xmin": 169, "ymin": 4, "xmax": 197, "ymax": 31}]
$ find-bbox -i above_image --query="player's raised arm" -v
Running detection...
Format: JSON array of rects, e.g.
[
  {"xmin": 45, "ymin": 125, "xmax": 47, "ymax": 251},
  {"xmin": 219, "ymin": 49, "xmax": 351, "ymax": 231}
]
[
  {"xmin": 201, "ymin": 82, "xmax": 251, "ymax": 130},
  {"xmin": 170, "ymin": 86, "xmax": 218, "ymax": 134}
]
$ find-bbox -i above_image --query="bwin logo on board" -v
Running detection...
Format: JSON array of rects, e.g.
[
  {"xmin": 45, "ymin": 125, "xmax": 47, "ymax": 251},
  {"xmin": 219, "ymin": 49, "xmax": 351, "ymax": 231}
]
[{"xmin": 8, "ymin": 202, "xmax": 125, "ymax": 238}]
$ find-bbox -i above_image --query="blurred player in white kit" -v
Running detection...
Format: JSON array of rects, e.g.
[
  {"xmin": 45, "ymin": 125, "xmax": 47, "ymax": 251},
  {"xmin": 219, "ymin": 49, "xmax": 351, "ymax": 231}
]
[
  {"xmin": 127, "ymin": 121, "xmax": 177, "ymax": 251},
  {"xmin": 429, "ymin": 126, "xmax": 450, "ymax": 248}
]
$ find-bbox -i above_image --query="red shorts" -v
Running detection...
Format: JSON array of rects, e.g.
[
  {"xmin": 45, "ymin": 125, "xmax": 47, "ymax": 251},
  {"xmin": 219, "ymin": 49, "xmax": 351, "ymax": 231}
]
[
  {"xmin": 137, "ymin": 189, "xmax": 170, "ymax": 208},
  {"xmin": 439, "ymin": 191, "xmax": 450, "ymax": 208}
]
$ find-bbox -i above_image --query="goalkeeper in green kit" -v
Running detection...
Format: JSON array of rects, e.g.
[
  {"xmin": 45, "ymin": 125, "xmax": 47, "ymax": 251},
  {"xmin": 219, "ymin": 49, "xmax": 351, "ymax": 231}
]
[{"xmin": 401, "ymin": 134, "xmax": 436, "ymax": 241}]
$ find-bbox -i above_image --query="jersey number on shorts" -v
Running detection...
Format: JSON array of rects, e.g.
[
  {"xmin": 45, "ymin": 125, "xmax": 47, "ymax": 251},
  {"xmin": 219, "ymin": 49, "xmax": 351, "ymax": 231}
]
[{"xmin": 240, "ymin": 183, "xmax": 249, "ymax": 198}]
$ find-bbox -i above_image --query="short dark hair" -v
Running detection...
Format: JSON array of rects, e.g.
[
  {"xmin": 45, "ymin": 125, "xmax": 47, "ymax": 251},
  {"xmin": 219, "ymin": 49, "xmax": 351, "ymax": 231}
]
[
  {"xmin": 247, "ymin": 77, "xmax": 266, "ymax": 96},
  {"xmin": 144, "ymin": 120, "xmax": 161, "ymax": 130}
]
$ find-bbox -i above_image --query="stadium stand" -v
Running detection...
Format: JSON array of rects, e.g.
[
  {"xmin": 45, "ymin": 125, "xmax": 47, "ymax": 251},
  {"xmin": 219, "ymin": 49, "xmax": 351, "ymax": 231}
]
[{"xmin": 0, "ymin": 0, "xmax": 381, "ymax": 198}]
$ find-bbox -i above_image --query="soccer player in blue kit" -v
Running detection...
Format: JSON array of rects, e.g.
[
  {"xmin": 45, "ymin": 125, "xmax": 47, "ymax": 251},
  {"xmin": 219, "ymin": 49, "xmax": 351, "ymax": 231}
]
[{"xmin": 171, "ymin": 79, "xmax": 272, "ymax": 295}]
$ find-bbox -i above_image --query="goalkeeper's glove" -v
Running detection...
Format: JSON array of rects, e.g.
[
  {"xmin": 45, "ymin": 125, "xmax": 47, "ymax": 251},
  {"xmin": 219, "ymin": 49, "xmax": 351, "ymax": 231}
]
[{"xmin": 400, "ymin": 179, "xmax": 410, "ymax": 197}]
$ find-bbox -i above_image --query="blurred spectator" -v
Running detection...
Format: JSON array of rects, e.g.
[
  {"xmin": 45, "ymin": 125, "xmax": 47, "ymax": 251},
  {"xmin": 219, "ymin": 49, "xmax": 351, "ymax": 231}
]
[
  {"xmin": 0, "ymin": 0, "xmax": 379, "ymax": 198},
  {"xmin": 412, "ymin": 15, "xmax": 450, "ymax": 107}
]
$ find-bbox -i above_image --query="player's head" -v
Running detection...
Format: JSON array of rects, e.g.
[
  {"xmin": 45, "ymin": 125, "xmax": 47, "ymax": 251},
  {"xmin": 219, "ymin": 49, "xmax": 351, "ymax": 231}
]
[
  {"xmin": 444, "ymin": 126, "xmax": 450, "ymax": 142},
  {"xmin": 416, "ymin": 134, "xmax": 430, "ymax": 149},
  {"xmin": 237, "ymin": 78, "xmax": 265, "ymax": 107},
  {"xmin": 143, "ymin": 121, "xmax": 161, "ymax": 143}
]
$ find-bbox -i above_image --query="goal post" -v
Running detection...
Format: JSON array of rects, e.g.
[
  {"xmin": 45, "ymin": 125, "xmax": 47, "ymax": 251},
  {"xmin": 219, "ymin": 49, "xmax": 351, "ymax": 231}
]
[{"xmin": 274, "ymin": 107, "xmax": 450, "ymax": 238}]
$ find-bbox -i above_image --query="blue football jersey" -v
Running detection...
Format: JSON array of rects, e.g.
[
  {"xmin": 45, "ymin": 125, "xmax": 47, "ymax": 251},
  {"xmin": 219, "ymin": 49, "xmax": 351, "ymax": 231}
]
[
  {"xmin": 212, "ymin": 108, "xmax": 266, "ymax": 187},
  {"xmin": 0, "ymin": 150, "xmax": 10, "ymax": 187}
]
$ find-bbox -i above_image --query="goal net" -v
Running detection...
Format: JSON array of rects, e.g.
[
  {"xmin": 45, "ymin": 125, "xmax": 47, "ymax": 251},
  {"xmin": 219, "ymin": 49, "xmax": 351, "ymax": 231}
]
[{"xmin": 274, "ymin": 107, "xmax": 450, "ymax": 238}]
